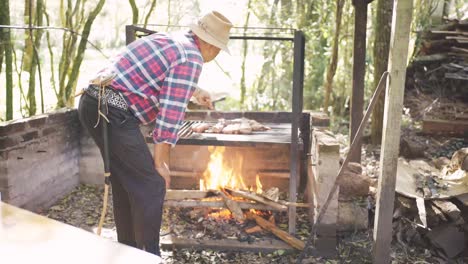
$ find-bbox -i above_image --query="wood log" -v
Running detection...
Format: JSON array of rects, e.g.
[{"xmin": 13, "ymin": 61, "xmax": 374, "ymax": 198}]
[
  {"xmin": 218, "ymin": 190, "xmax": 245, "ymax": 221},
  {"xmin": 245, "ymin": 225, "xmax": 263, "ymax": 234},
  {"xmin": 164, "ymin": 199, "xmax": 287, "ymax": 211},
  {"xmin": 165, "ymin": 190, "xmax": 213, "ymax": 200},
  {"xmin": 245, "ymin": 211, "xmax": 305, "ymax": 250},
  {"xmin": 224, "ymin": 187, "xmax": 288, "ymax": 211}
]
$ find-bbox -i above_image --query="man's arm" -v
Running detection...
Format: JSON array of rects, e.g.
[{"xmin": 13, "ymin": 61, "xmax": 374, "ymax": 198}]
[{"xmin": 154, "ymin": 143, "xmax": 171, "ymax": 189}]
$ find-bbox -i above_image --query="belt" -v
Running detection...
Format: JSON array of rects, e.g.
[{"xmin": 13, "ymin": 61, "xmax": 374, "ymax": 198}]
[{"xmin": 85, "ymin": 85, "xmax": 128, "ymax": 112}]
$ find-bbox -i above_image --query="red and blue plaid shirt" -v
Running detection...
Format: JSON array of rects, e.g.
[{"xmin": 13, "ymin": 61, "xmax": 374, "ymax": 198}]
[{"xmin": 108, "ymin": 31, "xmax": 203, "ymax": 145}]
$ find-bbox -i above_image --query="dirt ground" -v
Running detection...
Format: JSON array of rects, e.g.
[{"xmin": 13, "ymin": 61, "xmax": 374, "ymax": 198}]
[{"xmin": 40, "ymin": 139, "xmax": 464, "ymax": 264}]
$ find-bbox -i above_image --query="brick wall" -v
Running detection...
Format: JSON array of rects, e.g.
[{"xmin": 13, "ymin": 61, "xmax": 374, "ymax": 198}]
[{"xmin": 0, "ymin": 109, "xmax": 80, "ymax": 211}]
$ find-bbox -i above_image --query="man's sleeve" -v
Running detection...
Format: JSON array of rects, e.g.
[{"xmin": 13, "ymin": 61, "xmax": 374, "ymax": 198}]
[{"xmin": 152, "ymin": 60, "xmax": 202, "ymax": 145}]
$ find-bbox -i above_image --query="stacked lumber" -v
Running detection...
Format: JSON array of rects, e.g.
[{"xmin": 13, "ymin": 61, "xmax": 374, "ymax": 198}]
[
  {"xmin": 419, "ymin": 19, "xmax": 468, "ymax": 61},
  {"xmin": 406, "ymin": 19, "xmax": 468, "ymax": 135}
]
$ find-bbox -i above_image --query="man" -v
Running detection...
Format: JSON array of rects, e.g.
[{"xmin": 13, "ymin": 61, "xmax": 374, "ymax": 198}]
[{"xmin": 77, "ymin": 11, "xmax": 233, "ymax": 256}]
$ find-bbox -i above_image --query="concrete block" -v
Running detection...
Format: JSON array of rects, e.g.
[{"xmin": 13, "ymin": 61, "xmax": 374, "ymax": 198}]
[
  {"xmin": 338, "ymin": 200, "xmax": 368, "ymax": 232},
  {"xmin": 309, "ymin": 129, "xmax": 340, "ymax": 255}
]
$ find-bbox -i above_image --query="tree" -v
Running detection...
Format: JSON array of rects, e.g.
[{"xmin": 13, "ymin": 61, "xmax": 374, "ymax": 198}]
[
  {"xmin": 323, "ymin": 0, "xmax": 345, "ymax": 114},
  {"xmin": 59, "ymin": 0, "xmax": 106, "ymax": 107},
  {"xmin": 240, "ymin": 0, "xmax": 252, "ymax": 105},
  {"xmin": 56, "ymin": 0, "xmax": 106, "ymax": 107},
  {"xmin": 0, "ymin": 0, "xmax": 14, "ymax": 120},
  {"xmin": 370, "ymin": 0, "xmax": 393, "ymax": 144},
  {"xmin": 23, "ymin": 0, "xmax": 45, "ymax": 116}
]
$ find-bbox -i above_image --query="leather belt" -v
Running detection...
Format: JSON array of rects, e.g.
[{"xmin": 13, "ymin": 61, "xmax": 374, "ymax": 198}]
[{"xmin": 85, "ymin": 85, "xmax": 128, "ymax": 112}]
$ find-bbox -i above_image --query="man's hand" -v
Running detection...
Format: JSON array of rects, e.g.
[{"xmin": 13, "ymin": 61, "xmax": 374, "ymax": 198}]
[
  {"xmin": 154, "ymin": 143, "xmax": 171, "ymax": 189},
  {"xmin": 193, "ymin": 87, "xmax": 214, "ymax": 110}
]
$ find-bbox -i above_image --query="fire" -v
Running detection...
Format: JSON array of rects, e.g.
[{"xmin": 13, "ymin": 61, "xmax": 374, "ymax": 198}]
[
  {"xmin": 255, "ymin": 174, "xmax": 263, "ymax": 194},
  {"xmin": 200, "ymin": 146, "xmax": 266, "ymax": 220},
  {"xmin": 201, "ymin": 146, "xmax": 250, "ymax": 191}
]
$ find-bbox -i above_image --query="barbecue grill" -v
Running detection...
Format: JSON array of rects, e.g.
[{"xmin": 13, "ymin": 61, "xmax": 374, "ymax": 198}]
[{"xmin": 125, "ymin": 25, "xmax": 324, "ymax": 235}]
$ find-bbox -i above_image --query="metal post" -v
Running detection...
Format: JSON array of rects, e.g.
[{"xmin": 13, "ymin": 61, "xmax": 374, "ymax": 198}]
[
  {"xmin": 289, "ymin": 30, "xmax": 305, "ymax": 234},
  {"xmin": 125, "ymin": 25, "xmax": 137, "ymax": 45}
]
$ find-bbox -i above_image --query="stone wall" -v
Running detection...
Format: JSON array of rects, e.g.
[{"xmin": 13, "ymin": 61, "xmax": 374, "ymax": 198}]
[{"xmin": 0, "ymin": 109, "xmax": 80, "ymax": 211}]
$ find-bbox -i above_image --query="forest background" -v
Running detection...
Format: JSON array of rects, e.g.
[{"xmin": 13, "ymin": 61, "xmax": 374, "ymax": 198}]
[{"xmin": 0, "ymin": 0, "xmax": 467, "ymax": 139}]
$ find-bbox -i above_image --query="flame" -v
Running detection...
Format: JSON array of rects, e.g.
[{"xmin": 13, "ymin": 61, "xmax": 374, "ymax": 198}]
[
  {"xmin": 256, "ymin": 174, "xmax": 263, "ymax": 194},
  {"xmin": 201, "ymin": 146, "xmax": 249, "ymax": 191},
  {"xmin": 201, "ymin": 146, "xmax": 266, "ymax": 220}
]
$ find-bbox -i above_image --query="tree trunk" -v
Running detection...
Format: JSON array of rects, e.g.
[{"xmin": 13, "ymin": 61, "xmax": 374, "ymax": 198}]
[
  {"xmin": 143, "ymin": 0, "xmax": 157, "ymax": 28},
  {"xmin": 27, "ymin": 0, "xmax": 45, "ymax": 116},
  {"xmin": 129, "ymin": 0, "xmax": 139, "ymax": 24},
  {"xmin": 323, "ymin": 0, "xmax": 345, "ymax": 114},
  {"xmin": 0, "ymin": 0, "xmax": 14, "ymax": 120},
  {"xmin": 370, "ymin": 0, "xmax": 393, "ymax": 144},
  {"xmin": 64, "ymin": 0, "xmax": 106, "ymax": 106},
  {"xmin": 240, "ymin": 0, "xmax": 252, "ymax": 106}
]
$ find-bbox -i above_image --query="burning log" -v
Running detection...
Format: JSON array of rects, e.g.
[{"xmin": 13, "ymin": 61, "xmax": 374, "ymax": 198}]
[
  {"xmin": 245, "ymin": 211, "xmax": 305, "ymax": 250},
  {"xmin": 218, "ymin": 190, "xmax": 245, "ymax": 222},
  {"xmin": 165, "ymin": 190, "xmax": 214, "ymax": 200},
  {"xmin": 224, "ymin": 187, "xmax": 288, "ymax": 211}
]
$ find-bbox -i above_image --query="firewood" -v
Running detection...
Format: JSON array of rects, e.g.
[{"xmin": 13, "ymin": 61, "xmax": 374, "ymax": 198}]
[
  {"xmin": 218, "ymin": 190, "xmax": 245, "ymax": 222},
  {"xmin": 224, "ymin": 187, "xmax": 288, "ymax": 211},
  {"xmin": 245, "ymin": 211, "xmax": 305, "ymax": 250},
  {"xmin": 268, "ymin": 215, "xmax": 275, "ymax": 225},
  {"xmin": 165, "ymin": 190, "xmax": 213, "ymax": 200},
  {"xmin": 245, "ymin": 225, "xmax": 263, "ymax": 234}
]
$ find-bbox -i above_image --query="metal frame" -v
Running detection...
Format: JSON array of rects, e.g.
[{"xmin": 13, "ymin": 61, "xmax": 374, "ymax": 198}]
[{"xmin": 125, "ymin": 25, "xmax": 305, "ymax": 234}]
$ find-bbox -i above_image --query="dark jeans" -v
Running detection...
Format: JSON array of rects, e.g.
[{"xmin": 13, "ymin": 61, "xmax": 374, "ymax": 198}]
[{"xmin": 78, "ymin": 93, "xmax": 166, "ymax": 255}]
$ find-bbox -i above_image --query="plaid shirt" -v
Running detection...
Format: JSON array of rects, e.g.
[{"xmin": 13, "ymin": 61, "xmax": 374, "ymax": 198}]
[{"xmin": 109, "ymin": 31, "xmax": 203, "ymax": 145}]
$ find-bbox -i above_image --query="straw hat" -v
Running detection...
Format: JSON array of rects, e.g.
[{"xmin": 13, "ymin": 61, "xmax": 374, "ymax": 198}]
[{"xmin": 189, "ymin": 11, "xmax": 233, "ymax": 54}]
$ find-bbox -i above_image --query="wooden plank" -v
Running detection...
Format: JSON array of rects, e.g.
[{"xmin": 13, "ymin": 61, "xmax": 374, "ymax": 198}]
[
  {"xmin": 160, "ymin": 235, "xmax": 293, "ymax": 253},
  {"xmin": 163, "ymin": 199, "xmax": 287, "ymax": 211},
  {"xmin": 165, "ymin": 190, "xmax": 213, "ymax": 200},
  {"xmin": 169, "ymin": 170, "xmax": 290, "ymax": 179},
  {"xmin": 373, "ymin": 0, "xmax": 413, "ymax": 263},
  {"xmin": 225, "ymin": 188, "xmax": 288, "ymax": 211},
  {"xmin": 430, "ymin": 30, "xmax": 468, "ymax": 36},
  {"xmin": 422, "ymin": 119, "xmax": 468, "ymax": 135}
]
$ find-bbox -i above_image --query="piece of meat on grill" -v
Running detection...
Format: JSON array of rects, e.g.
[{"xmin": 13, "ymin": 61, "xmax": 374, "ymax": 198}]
[
  {"xmin": 211, "ymin": 119, "xmax": 226, "ymax": 133},
  {"xmin": 249, "ymin": 119, "xmax": 270, "ymax": 131},
  {"xmin": 191, "ymin": 122, "xmax": 212, "ymax": 133},
  {"xmin": 222, "ymin": 123, "xmax": 241, "ymax": 134},
  {"xmin": 239, "ymin": 121, "xmax": 252, "ymax": 134}
]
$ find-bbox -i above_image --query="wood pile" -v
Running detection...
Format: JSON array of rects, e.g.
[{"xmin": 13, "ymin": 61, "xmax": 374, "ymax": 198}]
[
  {"xmin": 418, "ymin": 18, "xmax": 468, "ymax": 62},
  {"xmin": 406, "ymin": 19, "xmax": 468, "ymax": 136}
]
